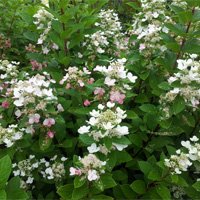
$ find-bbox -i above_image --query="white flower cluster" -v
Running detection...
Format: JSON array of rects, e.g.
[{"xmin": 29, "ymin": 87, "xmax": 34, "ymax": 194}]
[
  {"xmin": 9, "ymin": 72, "xmax": 59, "ymax": 134},
  {"xmin": 165, "ymin": 136, "xmax": 200, "ymax": 174},
  {"xmin": 0, "ymin": 60, "xmax": 19, "ymax": 80},
  {"xmin": 60, "ymin": 66, "xmax": 92, "ymax": 88},
  {"xmin": 40, "ymin": 155, "xmax": 67, "ymax": 181},
  {"xmin": 78, "ymin": 102, "xmax": 129, "ymax": 154},
  {"xmin": 171, "ymin": 0, "xmax": 188, "ymax": 8},
  {"xmin": 13, "ymin": 73, "xmax": 57, "ymax": 107},
  {"xmin": 41, "ymin": 0, "xmax": 49, "ymax": 6},
  {"xmin": 33, "ymin": 1, "xmax": 57, "ymax": 54},
  {"xmin": 94, "ymin": 58, "xmax": 137, "ymax": 88},
  {"xmin": 0, "ymin": 124, "xmax": 24, "ymax": 147},
  {"xmin": 70, "ymin": 154, "xmax": 106, "ymax": 182},
  {"xmin": 93, "ymin": 58, "xmax": 137, "ymax": 105},
  {"xmin": 13, "ymin": 155, "xmax": 39, "ymax": 187},
  {"xmin": 130, "ymin": 0, "xmax": 169, "ymax": 56},
  {"xmin": 13, "ymin": 155, "xmax": 67, "ymax": 188},
  {"xmin": 83, "ymin": 9, "xmax": 127, "ymax": 56},
  {"xmin": 160, "ymin": 54, "xmax": 200, "ymax": 117}
]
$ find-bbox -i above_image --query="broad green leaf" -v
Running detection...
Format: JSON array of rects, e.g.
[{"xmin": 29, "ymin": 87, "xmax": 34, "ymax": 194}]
[
  {"xmin": 74, "ymin": 176, "xmax": 86, "ymax": 188},
  {"xmin": 0, "ymin": 190, "xmax": 6, "ymax": 200},
  {"xmin": 138, "ymin": 161, "xmax": 152, "ymax": 175},
  {"xmin": 193, "ymin": 181, "xmax": 200, "ymax": 192},
  {"xmin": 172, "ymin": 96, "xmax": 185, "ymax": 115},
  {"xmin": 57, "ymin": 184, "xmax": 73, "ymax": 199},
  {"xmin": 139, "ymin": 104, "xmax": 157, "ymax": 114},
  {"xmin": 183, "ymin": 39, "xmax": 200, "ymax": 53},
  {"xmin": 5, "ymin": 177, "xmax": 28, "ymax": 200},
  {"xmin": 0, "ymin": 155, "xmax": 11, "ymax": 189},
  {"xmin": 156, "ymin": 185, "xmax": 171, "ymax": 200},
  {"xmin": 100, "ymin": 174, "xmax": 117, "ymax": 189},
  {"xmin": 72, "ymin": 184, "xmax": 89, "ymax": 200},
  {"xmin": 130, "ymin": 180, "xmax": 146, "ymax": 194}
]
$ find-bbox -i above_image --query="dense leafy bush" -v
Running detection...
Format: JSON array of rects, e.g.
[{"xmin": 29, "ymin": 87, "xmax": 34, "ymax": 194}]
[{"xmin": 0, "ymin": 0, "xmax": 200, "ymax": 199}]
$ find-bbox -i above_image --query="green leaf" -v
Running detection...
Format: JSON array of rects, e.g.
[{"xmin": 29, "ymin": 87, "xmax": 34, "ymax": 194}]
[
  {"xmin": 106, "ymin": 151, "xmax": 117, "ymax": 171},
  {"xmin": 68, "ymin": 107, "xmax": 92, "ymax": 115},
  {"xmin": 39, "ymin": 135, "xmax": 52, "ymax": 151},
  {"xmin": 112, "ymin": 137, "xmax": 131, "ymax": 145},
  {"xmin": 103, "ymin": 137, "xmax": 113, "ymax": 149},
  {"xmin": 172, "ymin": 96, "xmax": 185, "ymax": 115},
  {"xmin": 5, "ymin": 177, "xmax": 28, "ymax": 200},
  {"xmin": 126, "ymin": 110, "xmax": 139, "ymax": 119},
  {"xmin": 138, "ymin": 161, "xmax": 152, "ymax": 176},
  {"xmin": 0, "ymin": 155, "xmax": 11, "ymax": 189},
  {"xmin": 193, "ymin": 181, "xmax": 200, "ymax": 192},
  {"xmin": 120, "ymin": 184, "xmax": 137, "ymax": 199},
  {"xmin": 23, "ymin": 31, "xmax": 38, "ymax": 42},
  {"xmin": 79, "ymin": 134, "xmax": 94, "ymax": 146},
  {"xmin": 57, "ymin": 184, "xmax": 73, "ymax": 199},
  {"xmin": 185, "ymin": 0, "xmax": 200, "ymax": 7},
  {"xmin": 158, "ymin": 82, "xmax": 171, "ymax": 91},
  {"xmin": 139, "ymin": 104, "xmax": 157, "ymax": 114},
  {"xmin": 74, "ymin": 176, "xmax": 86, "ymax": 188},
  {"xmin": 182, "ymin": 39, "xmax": 200, "ymax": 53},
  {"xmin": 171, "ymin": 174, "xmax": 188, "ymax": 187},
  {"xmin": 0, "ymin": 190, "xmax": 6, "ymax": 200},
  {"xmin": 192, "ymin": 10, "xmax": 200, "ymax": 22},
  {"xmin": 54, "ymin": 115, "xmax": 67, "ymax": 141},
  {"xmin": 130, "ymin": 180, "xmax": 146, "ymax": 194},
  {"xmin": 165, "ymin": 23, "xmax": 185, "ymax": 36},
  {"xmin": 91, "ymin": 195, "xmax": 113, "ymax": 200},
  {"xmin": 156, "ymin": 185, "xmax": 171, "ymax": 200},
  {"xmin": 147, "ymin": 168, "xmax": 161, "ymax": 181},
  {"xmin": 181, "ymin": 113, "xmax": 195, "ymax": 127},
  {"xmin": 72, "ymin": 184, "xmax": 89, "ymax": 200},
  {"xmin": 126, "ymin": 2, "xmax": 141, "ymax": 11},
  {"xmin": 100, "ymin": 174, "xmax": 116, "ymax": 189},
  {"xmin": 116, "ymin": 151, "xmax": 132, "ymax": 164}
]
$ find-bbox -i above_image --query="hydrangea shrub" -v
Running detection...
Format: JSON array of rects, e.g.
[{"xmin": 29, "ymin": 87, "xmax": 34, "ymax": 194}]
[{"xmin": 0, "ymin": 0, "xmax": 200, "ymax": 199}]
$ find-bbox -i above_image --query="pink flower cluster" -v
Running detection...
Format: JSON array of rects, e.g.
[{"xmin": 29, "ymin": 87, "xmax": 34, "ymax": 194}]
[
  {"xmin": 25, "ymin": 43, "xmax": 38, "ymax": 53},
  {"xmin": 1, "ymin": 101, "xmax": 9, "ymax": 108},
  {"xmin": 94, "ymin": 87, "xmax": 105, "ymax": 99},
  {"xmin": 110, "ymin": 90, "xmax": 125, "ymax": 104},
  {"xmin": 30, "ymin": 60, "xmax": 47, "ymax": 70},
  {"xmin": 43, "ymin": 118, "xmax": 55, "ymax": 127},
  {"xmin": 70, "ymin": 167, "xmax": 82, "ymax": 176}
]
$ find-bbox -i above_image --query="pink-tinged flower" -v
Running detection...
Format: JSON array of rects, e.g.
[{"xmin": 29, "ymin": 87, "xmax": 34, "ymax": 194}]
[
  {"xmin": 69, "ymin": 167, "xmax": 82, "ymax": 176},
  {"xmin": 28, "ymin": 114, "xmax": 40, "ymax": 124},
  {"xmin": 6, "ymin": 88, "xmax": 12, "ymax": 96},
  {"xmin": 110, "ymin": 91, "xmax": 125, "ymax": 104},
  {"xmin": 52, "ymin": 43, "xmax": 59, "ymax": 50},
  {"xmin": 94, "ymin": 87, "xmax": 105, "ymax": 97},
  {"xmin": 84, "ymin": 100, "xmax": 91, "ymax": 107},
  {"xmin": 87, "ymin": 169, "xmax": 98, "ymax": 181},
  {"xmin": 1, "ymin": 101, "xmax": 9, "ymax": 108},
  {"xmin": 139, "ymin": 43, "xmax": 146, "ymax": 51},
  {"xmin": 66, "ymin": 83, "xmax": 71, "ymax": 89},
  {"xmin": 30, "ymin": 60, "xmax": 43, "ymax": 70},
  {"xmin": 47, "ymin": 130, "xmax": 54, "ymax": 138},
  {"xmin": 25, "ymin": 43, "xmax": 38, "ymax": 53},
  {"xmin": 43, "ymin": 118, "xmax": 55, "ymax": 127},
  {"xmin": 88, "ymin": 78, "xmax": 94, "ymax": 84},
  {"xmin": 78, "ymin": 80, "xmax": 84, "ymax": 87}
]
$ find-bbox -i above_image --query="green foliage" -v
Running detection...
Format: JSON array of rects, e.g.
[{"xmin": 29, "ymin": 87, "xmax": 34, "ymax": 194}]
[{"xmin": 0, "ymin": 0, "xmax": 200, "ymax": 199}]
